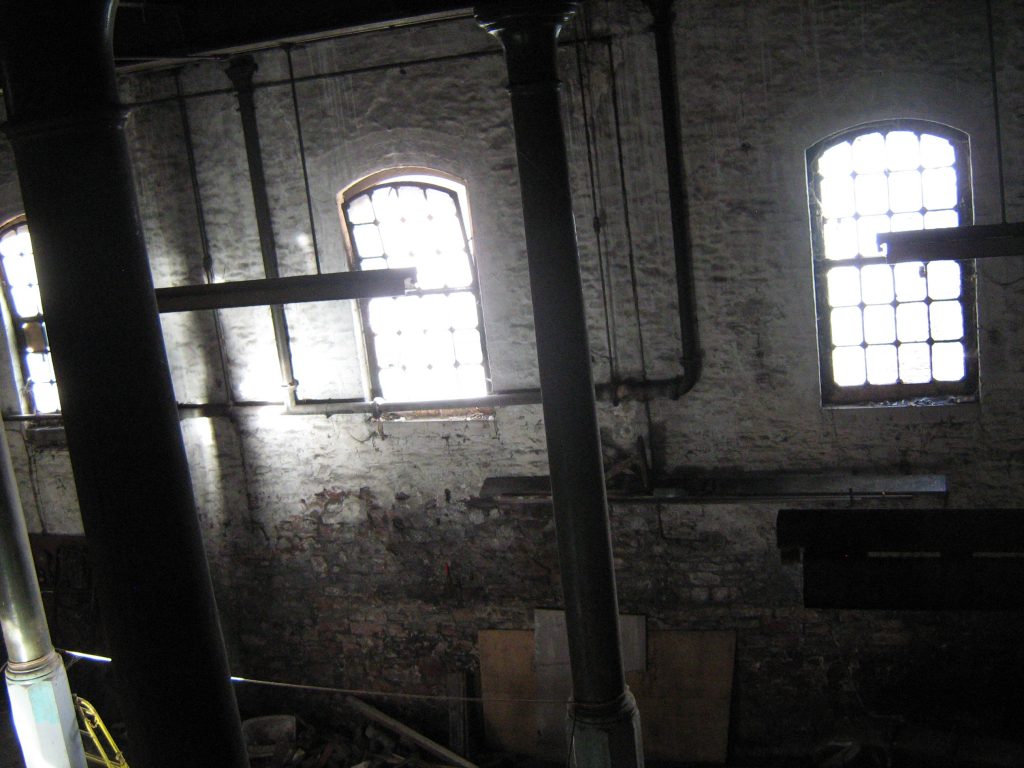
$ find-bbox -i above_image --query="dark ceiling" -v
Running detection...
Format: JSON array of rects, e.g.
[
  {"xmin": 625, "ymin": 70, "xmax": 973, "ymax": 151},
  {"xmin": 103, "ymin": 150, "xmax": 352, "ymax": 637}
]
[{"xmin": 113, "ymin": 1, "xmax": 475, "ymax": 66}]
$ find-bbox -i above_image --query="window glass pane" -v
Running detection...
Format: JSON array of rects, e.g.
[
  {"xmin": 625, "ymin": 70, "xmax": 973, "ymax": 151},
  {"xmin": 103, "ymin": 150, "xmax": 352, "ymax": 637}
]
[
  {"xmin": 447, "ymin": 291, "xmax": 480, "ymax": 329},
  {"xmin": 360, "ymin": 257, "xmax": 386, "ymax": 271},
  {"xmin": 439, "ymin": 252, "xmax": 473, "ymax": 289},
  {"xmin": 820, "ymin": 176, "xmax": 855, "ymax": 218},
  {"xmin": 854, "ymin": 174, "xmax": 889, "ymax": 215},
  {"xmin": 26, "ymin": 352, "xmax": 56, "ymax": 390},
  {"xmin": 352, "ymin": 225, "xmax": 384, "ymax": 259},
  {"xmin": 920, "ymin": 134, "xmax": 955, "ymax": 168},
  {"xmin": 930, "ymin": 301, "xmax": 963, "ymax": 341},
  {"xmin": 371, "ymin": 186, "xmax": 402, "ymax": 224},
  {"xmin": 9, "ymin": 284, "xmax": 41, "ymax": 318},
  {"xmin": 826, "ymin": 266, "xmax": 861, "ymax": 307},
  {"xmin": 31, "ymin": 381, "xmax": 60, "ymax": 414},
  {"xmin": 851, "ymin": 132, "xmax": 886, "ymax": 174},
  {"xmin": 373, "ymin": 332, "xmax": 402, "ymax": 366},
  {"xmin": 861, "ymin": 264, "xmax": 894, "ymax": 304},
  {"xmin": 890, "ymin": 212, "xmax": 924, "ymax": 233},
  {"xmin": 857, "ymin": 215, "xmax": 890, "ymax": 257},
  {"xmin": 832, "ymin": 346, "xmax": 866, "ymax": 386},
  {"xmin": 426, "ymin": 188, "xmax": 459, "ymax": 218},
  {"xmin": 346, "ymin": 194, "xmax": 375, "ymax": 224},
  {"xmin": 2, "ymin": 249, "xmax": 38, "ymax": 289},
  {"xmin": 927, "ymin": 260, "xmax": 961, "ymax": 300},
  {"xmin": 21, "ymin": 322, "xmax": 47, "ymax": 354},
  {"xmin": 455, "ymin": 364, "xmax": 487, "ymax": 397},
  {"xmin": 866, "ymin": 344, "xmax": 898, "ymax": 384},
  {"xmin": 922, "ymin": 167, "xmax": 957, "ymax": 209},
  {"xmin": 400, "ymin": 328, "xmax": 431, "ymax": 369},
  {"xmin": 888, "ymin": 171, "xmax": 922, "ymax": 213},
  {"xmin": 0, "ymin": 227, "xmax": 32, "ymax": 262},
  {"xmin": 423, "ymin": 329, "xmax": 455, "ymax": 367},
  {"xmin": 419, "ymin": 294, "xmax": 451, "ymax": 330},
  {"xmin": 818, "ymin": 141, "xmax": 853, "ymax": 177},
  {"xmin": 397, "ymin": 185, "xmax": 429, "ymax": 222},
  {"xmin": 863, "ymin": 304, "xmax": 896, "ymax": 344},
  {"xmin": 898, "ymin": 343, "xmax": 931, "ymax": 383},
  {"xmin": 896, "ymin": 302, "xmax": 929, "ymax": 342},
  {"xmin": 932, "ymin": 342, "xmax": 965, "ymax": 381},
  {"xmin": 830, "ymin": 306, "xmax": 863, "ymax": 346},
  {"xmin": 823, "ymin": 218, "xmax": 858, "ymax": 260},
  {"xmin": 378, "ymin": 367, "xmax": 411, "ymax": 401},
  {"xmin": 894, "ymin": 263, "xmax": 927, "ymax": 302},
  {"xmin": 885, "ymin": 131, "xmax": 920, "ymax": 171},
  {"xmin": 453, "ymin": 328, "xmax": 484, "ymax": 365},
  {"xmin": 368, "ymin": 296, "xmax": 420, "ymax": 334},
  {"xmin": 924, "ymin": 209, "xmax": 959, "ymax": 229}
]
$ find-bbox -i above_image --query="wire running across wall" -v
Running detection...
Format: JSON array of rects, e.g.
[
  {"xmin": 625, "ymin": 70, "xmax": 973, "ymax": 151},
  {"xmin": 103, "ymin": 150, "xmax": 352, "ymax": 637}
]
[{"xmin": 572, "ymin": 12, "xmax": 620, "ymax": 387}]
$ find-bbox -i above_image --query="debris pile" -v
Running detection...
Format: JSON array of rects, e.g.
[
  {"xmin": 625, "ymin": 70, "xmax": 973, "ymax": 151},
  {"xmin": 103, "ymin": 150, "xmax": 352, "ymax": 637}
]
[{"xmin": 243, "ymin": 696, "xmax": 479, "ymax": 768}]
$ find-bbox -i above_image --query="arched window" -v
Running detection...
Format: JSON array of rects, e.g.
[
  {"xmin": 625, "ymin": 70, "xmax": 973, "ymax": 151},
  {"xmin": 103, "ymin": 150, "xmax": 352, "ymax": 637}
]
[
  {"xmin": 0, "ymin": 218, "xmax": 59, "ymax": 413},
  {"xmin": 339, "ymin": 169, "xmax": 489, "ymax": 402},
  {"xmin": 807, "ymin": 121, "xmax": 978, "ymax": 405}
]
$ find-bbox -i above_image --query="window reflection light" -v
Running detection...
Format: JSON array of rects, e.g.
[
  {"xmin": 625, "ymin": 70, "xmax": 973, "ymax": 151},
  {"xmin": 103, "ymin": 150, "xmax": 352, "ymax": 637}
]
[
  {"xmin": 814, "ymin": 127, "xmax": 970, "ymax": 392},
  {"xmin": 342, "ymin": 173, "xmax": 488, "ymax": 401}
]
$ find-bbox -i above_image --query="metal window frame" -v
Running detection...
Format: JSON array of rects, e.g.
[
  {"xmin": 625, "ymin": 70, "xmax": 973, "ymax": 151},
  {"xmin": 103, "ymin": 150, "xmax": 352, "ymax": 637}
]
[
  {"xmin": 806, "ymin": 119, "xmax": 979, "ymax": 407},
  {"xmin": 338, "ymin": 168, "xmax": 492, "ymax": 402},
  {"xmin": 0, "ymin": 216, "xmax": 57, "ymax": 415}
]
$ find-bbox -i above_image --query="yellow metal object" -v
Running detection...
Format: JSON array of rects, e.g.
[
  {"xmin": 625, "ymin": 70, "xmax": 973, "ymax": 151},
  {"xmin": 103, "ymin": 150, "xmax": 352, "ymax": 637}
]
[{"xmin": 73, "ymin": 695, "xmax": 130, "ymax": 767}]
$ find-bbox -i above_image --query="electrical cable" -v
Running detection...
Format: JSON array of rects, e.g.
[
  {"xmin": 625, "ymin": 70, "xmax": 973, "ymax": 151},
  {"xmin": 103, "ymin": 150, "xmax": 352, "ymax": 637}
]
[
  {"xmin": 59, "ymin": 649, "xmax": 573, "ymax": 706},
  {"xmin": 573, "ymin": 11, "xmax": 619, "ymax": 387}
]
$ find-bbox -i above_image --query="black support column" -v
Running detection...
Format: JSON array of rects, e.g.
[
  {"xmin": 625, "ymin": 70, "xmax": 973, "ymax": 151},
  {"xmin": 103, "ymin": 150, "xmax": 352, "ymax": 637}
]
[
  {"xmin": 0, "ymin": 3, "xmax": 248, "ymax": 765},
  {"xmin": 475, "ymin": 3, "xmax": 643, "ymax": 766}
]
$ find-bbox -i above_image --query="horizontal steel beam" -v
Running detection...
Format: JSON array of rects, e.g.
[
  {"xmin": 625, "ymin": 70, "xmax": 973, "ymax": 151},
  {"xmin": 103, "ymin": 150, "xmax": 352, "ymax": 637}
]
[
  {"xmin": 879, "ymin": 222, "xmax": 1024, "ymax": 263},
  {"xmin": 155, "ymin": 269, "xmax": 414, "ymax": 313}
]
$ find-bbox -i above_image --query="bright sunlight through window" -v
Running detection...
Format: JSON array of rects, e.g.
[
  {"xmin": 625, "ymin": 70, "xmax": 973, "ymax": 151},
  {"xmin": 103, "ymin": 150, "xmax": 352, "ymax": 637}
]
[
  {"xmin": 341, "ymin": 172, "xmax": 489, "ymax": 402},
  {"xmin": 0, "ymin": 220, "xmax": 60, "ymax": 414},
  {"xmin": 808, "ymin": 123, "xmax": 976, "ymax": 404}
]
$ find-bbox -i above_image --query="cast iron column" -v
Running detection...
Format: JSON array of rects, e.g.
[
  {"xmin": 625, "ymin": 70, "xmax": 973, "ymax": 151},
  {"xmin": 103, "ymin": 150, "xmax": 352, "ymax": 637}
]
[
  {"xmin": 0, "ymin": 3, "xmax": 248, "ymax": 765},
  {"xmin": 475, "ymin": 4, "xmax": 643, "ymax": 766}
]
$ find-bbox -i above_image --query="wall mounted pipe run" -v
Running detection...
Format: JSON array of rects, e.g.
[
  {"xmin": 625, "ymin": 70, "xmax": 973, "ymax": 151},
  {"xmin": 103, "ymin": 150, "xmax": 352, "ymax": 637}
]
[
  {"xmin": 645, "ymin": 0, "xmax": 702, "ymax": 394},
  {"xmin": 0, "ymin": 2, "xmax": 249, "ymax": 765},
  {"xmin": 226, "ymin": 55, "xmax": 300, "ymax": 408},
  {"xmin": 475, "ymin": 3, "xmax": 643, "ymax": 766}
]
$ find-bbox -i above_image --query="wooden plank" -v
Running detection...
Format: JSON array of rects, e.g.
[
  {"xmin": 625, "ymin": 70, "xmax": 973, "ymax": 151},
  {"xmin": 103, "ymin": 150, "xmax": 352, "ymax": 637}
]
[
  {"xmin": 632, "ymin": 631, "xmax": 735, "ymax": 764},
  {"xmin": 446, "ymin": 672, "xmax": 469, "ymax": 759},
  {"xmin": 478, "ymin": 630, "xmax": 538, "ymax": 756},
  {"xmin": 343, "ymin": 695, "xmax": 477, "ymax": 768},
  {"xmin": 479, "ymin": 628, "xmax": 735, "ymax": 764}
]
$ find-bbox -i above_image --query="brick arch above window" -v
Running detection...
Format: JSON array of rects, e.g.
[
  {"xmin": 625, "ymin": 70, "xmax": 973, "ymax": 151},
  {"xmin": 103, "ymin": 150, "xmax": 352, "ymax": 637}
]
[{"xmin": 806, "ymin": 120, "xmax": 979, "ymax": 406}]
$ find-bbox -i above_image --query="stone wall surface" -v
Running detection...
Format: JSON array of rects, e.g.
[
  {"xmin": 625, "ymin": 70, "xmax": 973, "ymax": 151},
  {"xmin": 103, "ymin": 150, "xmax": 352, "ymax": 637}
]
[{"xmin": 1, "ymin": 0, "xmax": 1022, "ymax": 760}]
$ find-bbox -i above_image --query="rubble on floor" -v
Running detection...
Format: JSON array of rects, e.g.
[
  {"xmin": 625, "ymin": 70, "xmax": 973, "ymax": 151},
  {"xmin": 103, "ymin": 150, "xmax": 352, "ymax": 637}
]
[{"xmin": 243, "ymin": 696, "xmax": 480, "ymax": 768}]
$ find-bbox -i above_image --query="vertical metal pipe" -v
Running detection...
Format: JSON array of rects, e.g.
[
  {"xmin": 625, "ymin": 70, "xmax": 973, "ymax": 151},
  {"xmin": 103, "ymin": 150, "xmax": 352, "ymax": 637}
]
[
  {"xmin": 0, "ymin": 424, "xmax": 50, "ymax": 665},
  {"xmin": 226, "ymin": 55, "xmax": 299, "ymax": 408},
  {"xmin": 0, "ymin": 3, "xmax": 249, "ymax": 765},
  {"xmin": 645, "ymin": 0, "xmax": 702, "ymax": 393},
  {"xmin": 475, "ymin": 3, "xmax": 643, "ymax": 765}
]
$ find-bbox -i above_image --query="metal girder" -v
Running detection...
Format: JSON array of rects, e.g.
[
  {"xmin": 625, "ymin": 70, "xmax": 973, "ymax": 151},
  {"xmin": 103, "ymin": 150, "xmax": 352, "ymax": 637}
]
[
  {"xmin": 879, "ymin": 222, "xmax": 1024, "ymax": 262},
  {"xmin": 155, "ymin": 269, "xmax": 415, "ymax": 313}
]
